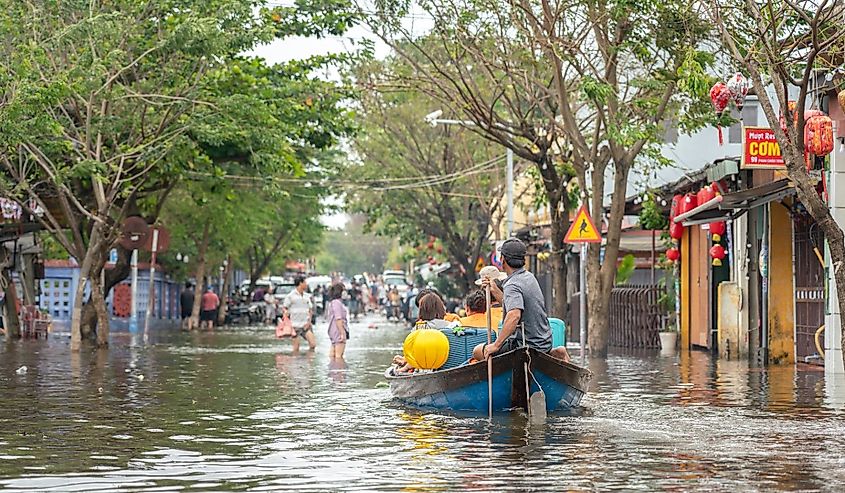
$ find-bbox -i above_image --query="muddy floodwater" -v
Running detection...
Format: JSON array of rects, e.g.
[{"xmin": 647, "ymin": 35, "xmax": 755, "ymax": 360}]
[{"xmin": 1, "ymin": 314, "xmax": 844, "ymax": 491}]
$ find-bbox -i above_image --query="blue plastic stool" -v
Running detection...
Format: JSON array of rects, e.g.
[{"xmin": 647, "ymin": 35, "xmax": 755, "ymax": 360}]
[{"xmin": 549, "ymin": 318, "xmax": 566, "ymax": 347}]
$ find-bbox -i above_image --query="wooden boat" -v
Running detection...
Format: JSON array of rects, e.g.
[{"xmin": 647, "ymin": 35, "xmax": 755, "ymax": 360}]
[{"xmin": 385, "ymin": 347, "xmax": 592, "ymax": 412}]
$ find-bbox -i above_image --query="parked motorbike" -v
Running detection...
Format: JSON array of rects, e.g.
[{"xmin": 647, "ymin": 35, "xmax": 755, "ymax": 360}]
[{"xmin": 247, "ymin": 302, "xmax": 264, "ymax": 324}]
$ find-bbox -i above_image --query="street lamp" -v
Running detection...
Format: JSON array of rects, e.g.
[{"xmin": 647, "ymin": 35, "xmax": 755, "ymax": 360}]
[{"xmin": 425, "ymin": 110, "xmax": 514, "ymax": 238}]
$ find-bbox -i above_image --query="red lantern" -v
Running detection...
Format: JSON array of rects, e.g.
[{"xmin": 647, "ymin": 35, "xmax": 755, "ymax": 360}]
[
  {"xmin": 669, "ymin": 194, "xmax": 683, "ymax": 221},
  {"xmin": 710, "ymin": 244, "xmax": 727, "ymax": 266},
  {"xmin": 696, "ymin": 185, "xmax": 716, "ymax": 206},
  {"xmin": 669, "ymin": 221, "xmax": 684, "ymax": 240},
  {"xmin": 666, "ymin": 247, "xmax": 680, "ymax": 263},
  {"xmin": 678, "ymin": 193, "xmax": 698, "ymax": 215},
  {"xmin": 436, "ymin": 246, "xmax": 443, "ymax": 254},
  {"xmin": 710, "ymin": 81, "xmax": 731, "ymax": 145},
  {"xmin": 804, "ymin": 114, "xmax": 834, "ymax": 156},
  {"xmin": 426, "ymin": 241, "xmax": 435, "ymax": 250},
  {"xmin": 726, "ymin": 72, "xmax": 749, "ymax": 110},
  {"xmin": 710, "ymin": 221, "xmax": 726, "ymax": 242}
]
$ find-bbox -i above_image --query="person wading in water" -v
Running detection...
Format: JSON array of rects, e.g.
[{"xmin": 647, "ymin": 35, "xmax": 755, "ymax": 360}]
[
  {"xmin": 283, "ymin": 276, "xmax": 316, "ymax": 353},
  {"xmin": 180, "ymin": 282, "xmax": 195, "ymax": 331}
]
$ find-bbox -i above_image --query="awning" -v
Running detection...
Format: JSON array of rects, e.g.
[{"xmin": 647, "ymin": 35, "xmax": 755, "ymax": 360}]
[
  {"xmin": 719, "ymin": 179, "xmax": 794, "ymax": 210},
  {"xmin": 672, "ymin": 195, "xmax": 724, "ymax": 224},
  {"xmin": 674, "ymin": 179, "xmax": 794, "ymax": 226}
]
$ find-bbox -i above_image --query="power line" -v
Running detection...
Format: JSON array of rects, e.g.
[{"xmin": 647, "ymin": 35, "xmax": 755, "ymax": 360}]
[
  {"xmin": 182, "ymin": 153, "xmax": 506, "ymax": 192},
  {"xmin": 264, "ymin": 2, "xmax": 435, "ymax": 21}
]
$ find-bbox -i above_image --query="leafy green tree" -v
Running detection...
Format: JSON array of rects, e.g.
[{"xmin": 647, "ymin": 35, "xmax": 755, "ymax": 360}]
[
  {"xmin": 0, "ymin": 0, "xmax": 357, "ymax": 347},
  {"xmin": 368, "ymin": 0, "xmax": 713, "ymax": 353},
  {"xmin": 346, "ymin": 59, "xmax": 505, "ymax": 290}
]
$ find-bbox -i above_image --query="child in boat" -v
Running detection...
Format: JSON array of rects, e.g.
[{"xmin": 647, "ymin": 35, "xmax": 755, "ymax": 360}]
[{"xmin": 392, "ymin": 293, "xmax": 457, "ymax": 373}]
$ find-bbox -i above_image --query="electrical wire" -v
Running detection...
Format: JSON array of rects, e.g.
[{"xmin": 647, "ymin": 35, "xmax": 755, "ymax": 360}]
[{"xmin": 184, "ymin": 153, "xmax": 507, "ymax": 192}]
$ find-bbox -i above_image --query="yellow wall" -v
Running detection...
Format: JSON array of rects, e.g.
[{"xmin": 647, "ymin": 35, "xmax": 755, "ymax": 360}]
[
  {"xmin": 767, "ymin": 202, "xmax": 795, "ymax": 365},
  {"xmin": 680, "ymin": 229, "xmax": 690, "ymax": 351}
]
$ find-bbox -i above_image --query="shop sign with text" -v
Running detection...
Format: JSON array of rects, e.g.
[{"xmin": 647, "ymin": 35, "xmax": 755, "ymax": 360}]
[{"xmin": 741, "ymin": 126, "xmax": 785, "ymax": 169}]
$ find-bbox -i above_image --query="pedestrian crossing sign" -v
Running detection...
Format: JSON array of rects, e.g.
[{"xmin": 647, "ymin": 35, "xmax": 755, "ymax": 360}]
[{"xmin": 564, "ymin": 205, "xmax": 602, "ymax": 243}]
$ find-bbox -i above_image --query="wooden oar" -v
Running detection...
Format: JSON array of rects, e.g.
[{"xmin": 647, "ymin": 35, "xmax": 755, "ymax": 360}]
[{"xmin": 485, "ymin": 284, "xmax": 493, "ymax": 419}]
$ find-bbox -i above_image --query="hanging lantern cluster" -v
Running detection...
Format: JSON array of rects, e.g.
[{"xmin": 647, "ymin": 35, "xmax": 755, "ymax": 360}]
[
  {"xmin": 665, "ymin": 192, "xmax": 701, "ymax": 264},
  {"xmin": 689, "ymin": 182, "xmax": 729, "ymax": 267},
  {"xmin": 696, "ymin": 184, "xmax": 717, "ymax": 205},
  {"xmin": 710, "ymin": 73, "xmax": 748, "ymax": 146}
]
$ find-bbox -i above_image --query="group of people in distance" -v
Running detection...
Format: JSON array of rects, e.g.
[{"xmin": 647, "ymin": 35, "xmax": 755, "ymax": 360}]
[
  {"xmin": 179, "ymin": 283, "xmax": 220, "ymax": 331},
  {"xmin": 392, "ymin": 238, "xmax": 571, "ymax": 373},
  {"xmin": 276, "ymin": 276, "xmax": 349, "ymax": 359}
]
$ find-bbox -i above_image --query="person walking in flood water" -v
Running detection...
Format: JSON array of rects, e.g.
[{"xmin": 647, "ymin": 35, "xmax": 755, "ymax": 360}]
[
  {"xmin": 180, "ymin": 282, "xmax": 195, "ymax": 331},
  {"xmin": 283, "ymin": 276, "xmax": 316, "ymax": 353},
  {"xmin": 326, "ymin": 283, "xmax": 348, "ymax": 359},
  {"xmin": 200, "ymin": 286, "xmax": 219, "ymax": 331}
]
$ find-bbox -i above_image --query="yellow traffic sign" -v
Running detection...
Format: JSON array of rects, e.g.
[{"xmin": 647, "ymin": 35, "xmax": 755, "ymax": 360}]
[{"xmin": 564, "ymin": 205, "xmax": 602, "ymax": 243}]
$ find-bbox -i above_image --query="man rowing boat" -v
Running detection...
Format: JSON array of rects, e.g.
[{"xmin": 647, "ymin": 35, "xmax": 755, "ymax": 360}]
[{"xmin": 472, "ymin": 238, "xmax": 570, "ymax": 362}]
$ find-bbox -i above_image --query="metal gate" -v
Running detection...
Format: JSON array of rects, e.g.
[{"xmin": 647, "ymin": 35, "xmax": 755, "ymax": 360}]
[
  {"xmin": 609, "ymin": 285, "xmax": 665, "ymax": 349},
  {"xmin": 793, "ymin": 215, "xmax": 825, "ymax": 360}
]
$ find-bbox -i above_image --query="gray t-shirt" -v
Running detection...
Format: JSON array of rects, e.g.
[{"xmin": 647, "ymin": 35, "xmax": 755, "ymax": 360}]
[{"xmin": 502, "ymin": 268, "xmax": 552, "ymax": 352}]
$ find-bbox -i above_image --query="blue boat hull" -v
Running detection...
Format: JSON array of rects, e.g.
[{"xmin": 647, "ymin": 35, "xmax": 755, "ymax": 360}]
[{"xmin": 386, "ymin": 348, "xmax": 591, "ymax": 412}]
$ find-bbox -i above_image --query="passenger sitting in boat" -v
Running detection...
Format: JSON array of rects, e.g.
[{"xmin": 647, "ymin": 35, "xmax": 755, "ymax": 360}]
[
  {"xmin": 393, "ymin": 294, "xmax": 458, "ymax": 373},
  {"xmin": 458, "ymin": 289, "xmax": 503, "ymax": 330},
  {"xmin": 415, "ymin": 293, "xmax": 458, "ymax": 330},
  {"xmin": 473, "ymin": 239, "xmax": 563, "ymax": 361}
]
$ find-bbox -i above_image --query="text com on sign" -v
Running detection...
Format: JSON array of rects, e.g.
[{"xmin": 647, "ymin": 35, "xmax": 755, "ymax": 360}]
[{"xmin": 742, "ymin": 127, "xmax": 785, "ymax": 169}]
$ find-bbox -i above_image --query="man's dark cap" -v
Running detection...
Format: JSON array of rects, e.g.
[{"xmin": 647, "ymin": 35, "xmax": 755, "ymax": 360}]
[{"xmin": 499, "ymin": 238, "xmax": 527, "ymax": 259}]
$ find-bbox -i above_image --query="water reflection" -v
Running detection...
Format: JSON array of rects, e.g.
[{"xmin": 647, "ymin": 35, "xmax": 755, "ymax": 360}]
[
  {"xmin": 0, "ymin": 317, "xmax": 843, "ymax": 491},
  {"xmin": 328, "ymin": 357, "xmax": 347, "ymax": 384}
]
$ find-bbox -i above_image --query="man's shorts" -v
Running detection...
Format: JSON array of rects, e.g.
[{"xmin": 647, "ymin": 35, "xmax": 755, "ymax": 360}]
[
  {"xmin": 294, "ymin": 325, "xmax": 312, "ymax": 338},
  {"xmin": 200, "ymin": 310, "xmax": 216, "ymax": 322}
]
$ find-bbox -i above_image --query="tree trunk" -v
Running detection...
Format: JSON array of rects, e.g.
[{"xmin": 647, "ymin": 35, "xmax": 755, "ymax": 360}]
[
  {"xmin": 0, "ymin": 248, "xmax": 21, "ymax": 338},
  {"xmin": 216, "ymin": 255, "xmax": 232, "ymax": 326},
  {"xmin": 19, "ymin": 253, "xmax": 37, "ymax": 305},
  {"xmin": 81, "ymin": 242, "xmax": 129, "ymax": 339},
  {"xmin": 2, "ymin": 282, "xmax": 20, "ymax": 339},
  {"xmin": 586, "ymin": 161, "xmax": 631, "ymax": 357},
  {"xmin": 549, "ymin": 205, "xmax": 569, "ymax": 322},
  {"xmin": 90, "ymin": 272, "xmax": 110, "ymax": 347},
  {"xmin": 71, "ymin": 225, "xmax": 102, "ymax": 351},
  {"xmin": 190, "ymin": 221, "xmax": 211, "ymax": 327},
  {"xmin": 587, "ymin": 270, "xmax": 611, "ymax": 357}
]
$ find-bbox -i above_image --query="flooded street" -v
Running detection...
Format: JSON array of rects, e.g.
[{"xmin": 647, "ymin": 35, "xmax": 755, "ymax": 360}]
[{"xmin": 2, "ymin": 315, "xmax": 845, "ymax": 492}]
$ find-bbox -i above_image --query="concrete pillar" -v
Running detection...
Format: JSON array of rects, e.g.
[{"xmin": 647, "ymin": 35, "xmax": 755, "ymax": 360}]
[
  {"xmin": 826, "ymin": 121, "xmax": 845, "ymax": 374},
  {"xmin": 733, "ymin": 214, "xmax": 751, "ymax": 358}
]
